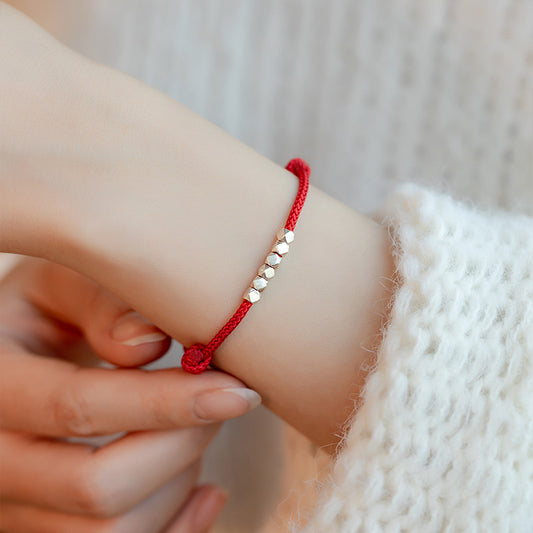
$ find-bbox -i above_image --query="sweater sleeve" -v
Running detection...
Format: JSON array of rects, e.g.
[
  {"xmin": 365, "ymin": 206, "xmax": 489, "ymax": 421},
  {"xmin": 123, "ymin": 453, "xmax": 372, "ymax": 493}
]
[{"xmin": 293, "ymin": 182, "xmax": 533, "ymax": 533}]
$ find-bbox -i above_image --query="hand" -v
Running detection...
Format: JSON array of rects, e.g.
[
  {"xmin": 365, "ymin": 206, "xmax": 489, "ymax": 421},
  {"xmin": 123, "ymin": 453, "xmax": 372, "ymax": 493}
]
[{"xmin": 0, "ymin": 258, "xmax": 262, "ymax": 532}]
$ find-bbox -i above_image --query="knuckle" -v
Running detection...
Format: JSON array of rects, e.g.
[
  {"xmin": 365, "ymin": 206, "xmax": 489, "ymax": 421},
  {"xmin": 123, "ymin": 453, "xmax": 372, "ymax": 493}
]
[
  {"xmin": 51, "ymin": 377, "xmax": 95, "ymax": 436},
  {"xmin": 71, "ymin": 465, "xmax": 122, "ymax": 519},
  {"xmin": 144, "ymin": 386, "xmax": 180, "ymax": 428}
]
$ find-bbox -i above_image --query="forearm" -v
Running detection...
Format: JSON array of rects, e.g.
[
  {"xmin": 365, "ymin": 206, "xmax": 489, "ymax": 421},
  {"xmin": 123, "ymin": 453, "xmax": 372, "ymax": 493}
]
[
  {"xmin": 80, "ymin": 67, "xmax": 396, "ymax": 451},
  {"xmin": 2, "ymin": 54, "xmax": 397, "ymax": 452}
]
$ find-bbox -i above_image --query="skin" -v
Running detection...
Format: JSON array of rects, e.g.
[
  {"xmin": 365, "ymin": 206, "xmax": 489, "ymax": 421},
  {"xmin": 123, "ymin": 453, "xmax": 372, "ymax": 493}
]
[
  {"xmin": 0, "ymin": 0, "xmax": 398, "ymax": 463},
  {"xmin": 0, "ymin": 257, "xmax": 264, "ymax": 532}
]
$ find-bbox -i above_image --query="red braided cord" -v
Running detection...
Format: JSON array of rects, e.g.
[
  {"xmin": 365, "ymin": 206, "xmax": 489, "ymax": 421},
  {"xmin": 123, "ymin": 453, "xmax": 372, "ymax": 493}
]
[
  {"xmin": 181, "ymin": 158, "xmax": 310, "ymax": 374},
  {"xmin": 285, "ymin": 158, "xmax": 310, "ymax": 231},
  {"xmin": 206, "ymin": 300, "xmax": 252, "ymax": 353}
]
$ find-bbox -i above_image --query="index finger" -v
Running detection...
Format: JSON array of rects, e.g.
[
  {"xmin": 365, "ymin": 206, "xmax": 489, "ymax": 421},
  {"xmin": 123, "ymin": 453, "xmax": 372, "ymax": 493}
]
[{"xmin": 0, "ymin": 346, "xmax": 260, "ymax": 436}]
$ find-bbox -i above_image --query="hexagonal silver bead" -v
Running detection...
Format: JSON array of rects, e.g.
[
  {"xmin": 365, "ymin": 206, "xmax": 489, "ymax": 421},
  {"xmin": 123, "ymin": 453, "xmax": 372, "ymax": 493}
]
[
  {"xmin": 272, "ymin": 240, "xmax": 290, "ymax": 256},
  {"xmin": 252, "ymin": 276, "xmax": 268, "ymax": 292},
  {"xmin": 258, "ymin": 264, "xmax": 276, "ymax": 279},
  {"xmin": 243, "ymin": 287, "xmax": 261, "ymax": 303},
  {"xmin": 265, "ymin": 252, "xmax": 282, "ymax": 269},
  {"xmin": 276, "ymin": 228, "xmax": 295, "ymax": 244}
]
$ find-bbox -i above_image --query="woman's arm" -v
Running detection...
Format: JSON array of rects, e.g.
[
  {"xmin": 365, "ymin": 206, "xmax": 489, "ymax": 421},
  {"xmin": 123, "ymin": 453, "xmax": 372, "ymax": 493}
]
[{"xmin": 0, "ymin": 2, "xmax": 397, "ymax": 452}]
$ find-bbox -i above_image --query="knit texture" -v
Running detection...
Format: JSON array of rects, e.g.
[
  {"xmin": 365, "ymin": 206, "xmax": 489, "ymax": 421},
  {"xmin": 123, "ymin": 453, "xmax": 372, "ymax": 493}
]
[{"xmin": 291, "ymin": 183, "xmax": 533, "ymax": 532}]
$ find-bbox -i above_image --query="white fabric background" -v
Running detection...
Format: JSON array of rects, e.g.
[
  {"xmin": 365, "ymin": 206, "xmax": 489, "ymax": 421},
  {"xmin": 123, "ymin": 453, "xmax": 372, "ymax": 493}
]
[{"xmin": 3, "ymin": 1, "xmax": 532, "ymax": 531}]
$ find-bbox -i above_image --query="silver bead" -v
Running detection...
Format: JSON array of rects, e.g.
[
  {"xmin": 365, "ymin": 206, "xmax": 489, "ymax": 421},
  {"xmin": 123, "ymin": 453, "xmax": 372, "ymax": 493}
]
[
  {"xmin": 276, "ymin": 228, "xmax": 295, "ymax": 244},
  {"xmin": 243, "ymin": 287, "xmax": 261, "ymax": 303},
  {"xmin": 252, "ymin": 276, "xmax": 268, "ymax": 292},
  {"xmin": 258, "ymin": 264, "xmax": 276, "ymax": 279},
  {"xmin": 265, "ymin": 252, "xmax": 282, "ymax": 268},
  {"xmin": 272, "ymin": 240, "xmax": 289, "ymax": 256}
]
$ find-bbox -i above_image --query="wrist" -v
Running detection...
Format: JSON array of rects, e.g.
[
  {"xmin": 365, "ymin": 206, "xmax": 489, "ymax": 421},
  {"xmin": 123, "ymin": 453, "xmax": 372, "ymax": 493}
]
[
  {"xmin": 12, "ymin": 59, "xmax": 397, "ymax": 452},
  {"xmin": 75, "ymin": 115, "xmax": 396, "ymax": 452},
  {"xmin": 62, "ymin": 67, "xmax": 301, "ymax": 341}
]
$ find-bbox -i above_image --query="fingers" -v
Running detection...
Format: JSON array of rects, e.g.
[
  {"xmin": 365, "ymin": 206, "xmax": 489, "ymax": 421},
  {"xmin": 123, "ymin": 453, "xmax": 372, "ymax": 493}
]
[
  {"xmin": 0, "ymin": 426, "xmax": 218, "ymax": 516},
  {"xmin": 23, "ymin": 259, "xmax": 171, "ymax": 367},
  {"xmin": 0, "ymin": 348, "xmax": 261, "ymax": 436},
  {"xmin": 164, "ymin": 485, "xmax": 228, "ymax": 533},
  {"xmin": 0, "ymin": 460, "xmax": 203, "ymax": 533}
]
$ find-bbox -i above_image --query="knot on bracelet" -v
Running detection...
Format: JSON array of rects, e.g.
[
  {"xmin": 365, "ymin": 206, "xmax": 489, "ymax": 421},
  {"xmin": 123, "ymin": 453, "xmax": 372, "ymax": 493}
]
[{"xmin": 181, "ymin": 343, "xmax": 212, "ymax": 374}]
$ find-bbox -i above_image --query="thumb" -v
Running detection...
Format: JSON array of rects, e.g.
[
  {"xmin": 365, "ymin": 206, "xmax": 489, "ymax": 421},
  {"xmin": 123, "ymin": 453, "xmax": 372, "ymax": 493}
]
[
  {"xmin": 166, "ymin": 485, "xmax": 228, "ymax": 533},
  {"xmin": 26, "ymin": 260, "xmax": 171, "ymax": 367}
]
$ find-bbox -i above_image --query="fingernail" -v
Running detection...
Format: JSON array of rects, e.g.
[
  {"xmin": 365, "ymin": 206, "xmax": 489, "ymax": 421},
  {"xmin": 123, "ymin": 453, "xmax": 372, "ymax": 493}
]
[
  {"xmin": 193, "ymin": 488, "xmax": 228, "ymax": 531},
  {"xmin": 119, "ymin": 332, "xmax": 168, "ymax": 346},
  {"xmin": 193, "ymin": 388, "xmax": 262, "ymax": 422},
  {"xmin": 111, "ymin": 311, "xmax": 167, "ymax": 346}
]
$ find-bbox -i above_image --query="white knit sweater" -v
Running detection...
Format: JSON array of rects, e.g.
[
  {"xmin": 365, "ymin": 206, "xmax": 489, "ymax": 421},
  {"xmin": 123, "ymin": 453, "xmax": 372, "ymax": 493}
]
[
  {"xmin": 293, "ymin": 182, "xmax": 533, "ymax": 531},
  {"xmin": 6, "ymin": 1, "xmax": 533, "ymax": 531}
]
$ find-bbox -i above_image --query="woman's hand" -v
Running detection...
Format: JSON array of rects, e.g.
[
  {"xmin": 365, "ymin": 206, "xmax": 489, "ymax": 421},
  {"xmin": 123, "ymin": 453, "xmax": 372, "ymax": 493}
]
[{"xmin": 0, "ymin": 258, "xmax": 261, "ymax": 532}]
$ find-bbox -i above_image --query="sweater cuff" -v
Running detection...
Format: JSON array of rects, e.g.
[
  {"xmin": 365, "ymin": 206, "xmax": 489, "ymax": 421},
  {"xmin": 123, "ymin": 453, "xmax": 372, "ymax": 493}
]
[{"xmin": 295, "ymin": 182, "xmax": 533, "ymax": 532}]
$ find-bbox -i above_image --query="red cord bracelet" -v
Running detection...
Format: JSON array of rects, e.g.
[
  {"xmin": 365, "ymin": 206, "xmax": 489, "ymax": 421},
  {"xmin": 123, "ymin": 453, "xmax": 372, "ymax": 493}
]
[{"xmin": 180, "ymin": 157, "xmax": 311, "ymax": 374}]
